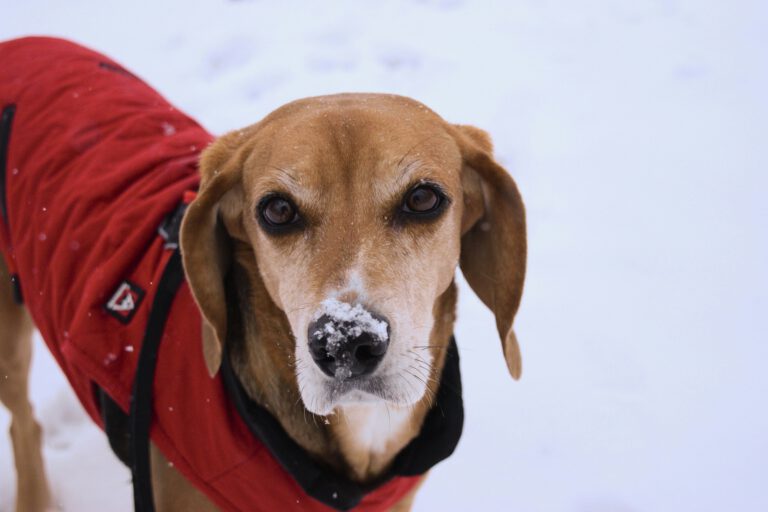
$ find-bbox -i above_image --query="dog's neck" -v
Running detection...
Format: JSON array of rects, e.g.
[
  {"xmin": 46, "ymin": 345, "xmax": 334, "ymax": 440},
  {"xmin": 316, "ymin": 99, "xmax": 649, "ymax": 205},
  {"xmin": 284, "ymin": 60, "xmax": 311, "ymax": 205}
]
[{"xmin": 227, "ymin": 250, "xmax": 457, "ymax": 482}]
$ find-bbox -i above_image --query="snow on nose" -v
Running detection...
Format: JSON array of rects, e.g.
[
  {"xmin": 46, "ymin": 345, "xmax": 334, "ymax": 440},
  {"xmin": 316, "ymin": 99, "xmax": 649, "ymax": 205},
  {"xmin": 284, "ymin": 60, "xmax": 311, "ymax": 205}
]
[{"xmin": 308, "ymin": 300, "xmax": 390, "ymax": 379}]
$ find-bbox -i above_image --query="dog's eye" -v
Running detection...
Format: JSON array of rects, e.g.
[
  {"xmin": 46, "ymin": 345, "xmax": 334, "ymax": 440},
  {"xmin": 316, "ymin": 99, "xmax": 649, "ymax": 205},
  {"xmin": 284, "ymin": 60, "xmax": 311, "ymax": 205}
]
[
  {"xmin": 402, "ymin": 184, "xmax": 443, "ymax": 214},
  {"xmin": 259, "ymin": 195, "xmax": 300, "ymax": 228}
]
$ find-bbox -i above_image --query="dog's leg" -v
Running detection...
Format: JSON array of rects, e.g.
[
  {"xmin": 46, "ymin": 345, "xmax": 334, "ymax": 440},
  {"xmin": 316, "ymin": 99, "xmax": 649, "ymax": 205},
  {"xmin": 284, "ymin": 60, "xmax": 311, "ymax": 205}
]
[
  {"xmin": 150, "ymin": 444, "xmax": 219, "ymax": 511},
  {"xmin": 0, "ymin": 258, "xmax": 51, "ymax": 512}
]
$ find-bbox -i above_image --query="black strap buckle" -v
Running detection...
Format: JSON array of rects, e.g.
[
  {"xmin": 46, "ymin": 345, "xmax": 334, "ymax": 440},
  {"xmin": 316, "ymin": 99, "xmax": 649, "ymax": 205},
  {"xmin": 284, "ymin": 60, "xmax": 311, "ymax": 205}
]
[{"xmin": 157, "ymin": 203, "xmax": 188, "ymax": 250}]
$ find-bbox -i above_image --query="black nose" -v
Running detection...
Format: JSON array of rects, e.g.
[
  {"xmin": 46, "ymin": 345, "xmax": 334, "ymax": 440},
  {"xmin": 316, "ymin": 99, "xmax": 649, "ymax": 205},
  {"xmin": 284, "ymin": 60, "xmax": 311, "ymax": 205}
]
[{"xmin": 308, "ymin": 312, "xmax": 390, "ymax": 379}]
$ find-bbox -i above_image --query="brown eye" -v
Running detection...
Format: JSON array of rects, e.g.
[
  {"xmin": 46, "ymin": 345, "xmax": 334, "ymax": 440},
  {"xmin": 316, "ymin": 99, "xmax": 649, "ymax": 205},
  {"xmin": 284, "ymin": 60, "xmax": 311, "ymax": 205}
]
[
  {"xmin": 403, "ymin": 185, "xmax": 442, "ymax": 214},
  {"xmin": 260, "ymin": 195, "xmax": 299, "ymax": 227}
]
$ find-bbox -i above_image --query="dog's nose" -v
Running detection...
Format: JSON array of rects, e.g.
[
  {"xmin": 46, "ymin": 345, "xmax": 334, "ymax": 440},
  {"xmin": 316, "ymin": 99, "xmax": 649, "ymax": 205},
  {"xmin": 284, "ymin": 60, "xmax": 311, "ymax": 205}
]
[{"xmin": 308, "ymin": 309, "xmax": 390, "ymax": 380}]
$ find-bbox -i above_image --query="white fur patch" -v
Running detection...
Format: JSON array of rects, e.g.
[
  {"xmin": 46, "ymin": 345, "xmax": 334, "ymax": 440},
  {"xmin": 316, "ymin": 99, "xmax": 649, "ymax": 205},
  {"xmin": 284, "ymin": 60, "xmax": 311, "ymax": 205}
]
[
  {"xmin": 344, "ymin": 266, "xmax": 367, "ymax": 297},
  {"xmin": 338, "ymin": 402, "xmax": 412, "ymax": 454}
]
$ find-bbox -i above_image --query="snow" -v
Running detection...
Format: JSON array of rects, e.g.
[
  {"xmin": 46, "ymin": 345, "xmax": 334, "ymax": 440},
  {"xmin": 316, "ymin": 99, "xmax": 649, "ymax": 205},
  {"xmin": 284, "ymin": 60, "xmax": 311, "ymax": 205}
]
[
  {"xmin": 315, "ymin": 299, "xmax": 389, "ymax": 351},
  {"xmin": 312, "ymin": 300, "xmax": 388, "ymax": 379},
  {"xmin": 2, "ymin": 1, "xmax": 767, "ymax": 511},
  {"xmin": 333, "ymin": 362, "xmax": 353, "ymax": 381}
]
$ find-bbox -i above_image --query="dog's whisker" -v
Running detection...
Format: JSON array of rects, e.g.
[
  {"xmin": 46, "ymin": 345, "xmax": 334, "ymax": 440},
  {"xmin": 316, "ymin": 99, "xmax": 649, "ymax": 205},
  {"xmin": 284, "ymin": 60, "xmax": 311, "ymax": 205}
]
[
  {"xmin": 399, "ymin": 369, "xmax": 423, "ymax": 401},
  {"xmin": 408, "ymin": 364, "xmax": 437, "ymax": 383},
  {"xmin": 406, "ymin": 350, "xmax": 433, "ymax": 365},
  {"xmin": 406, "ymin": 353, "xmax": 434, "ymax": 374}
]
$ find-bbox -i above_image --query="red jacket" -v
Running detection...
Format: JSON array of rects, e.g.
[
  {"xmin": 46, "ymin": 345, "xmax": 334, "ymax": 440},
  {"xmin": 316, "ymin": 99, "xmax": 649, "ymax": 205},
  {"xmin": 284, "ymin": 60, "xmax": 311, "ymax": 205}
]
[{"xmin": 0, "ymin": 37, "xmax": 423, "ymax": 512}]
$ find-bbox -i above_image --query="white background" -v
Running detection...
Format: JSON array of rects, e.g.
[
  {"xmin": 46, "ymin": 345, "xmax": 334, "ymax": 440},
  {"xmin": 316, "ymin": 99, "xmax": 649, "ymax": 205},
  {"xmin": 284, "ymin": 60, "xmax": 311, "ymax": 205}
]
[{"xmin": 2, "ymin": 1, "xmax": 767, "ymax": 511}]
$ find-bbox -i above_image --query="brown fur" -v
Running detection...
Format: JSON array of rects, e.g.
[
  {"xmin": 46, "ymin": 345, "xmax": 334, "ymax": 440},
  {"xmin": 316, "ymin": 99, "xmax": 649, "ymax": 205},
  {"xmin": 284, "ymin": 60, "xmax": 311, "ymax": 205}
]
[
  {"xmin": 1, "ymin": 93, "xmax": 526, "ymax": 511},
  {"xmin": 0, "ymin": 257, "xmax": 51, "ymax": 512}
]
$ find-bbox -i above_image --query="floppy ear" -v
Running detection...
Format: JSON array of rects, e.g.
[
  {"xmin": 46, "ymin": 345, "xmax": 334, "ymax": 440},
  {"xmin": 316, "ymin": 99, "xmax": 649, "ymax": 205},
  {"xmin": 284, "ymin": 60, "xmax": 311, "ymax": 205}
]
[
  {"xmin": 180, "ymin": 132, "xmax": 244, "ymax": 377},
  {"xmin": 452, "ymin": 124, "xmax": 527, "ymax": 380}
]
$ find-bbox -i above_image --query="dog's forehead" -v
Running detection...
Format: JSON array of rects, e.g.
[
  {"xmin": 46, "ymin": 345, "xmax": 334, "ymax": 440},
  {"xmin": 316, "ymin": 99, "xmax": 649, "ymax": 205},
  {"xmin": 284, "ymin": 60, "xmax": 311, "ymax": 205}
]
[
  {"xmin": 242, "ymin": 94, "xmax": 462, "ymax": 194},
  {"xmin": 264, "ymin": 93, "xmax": 443, "ymax": 130}
]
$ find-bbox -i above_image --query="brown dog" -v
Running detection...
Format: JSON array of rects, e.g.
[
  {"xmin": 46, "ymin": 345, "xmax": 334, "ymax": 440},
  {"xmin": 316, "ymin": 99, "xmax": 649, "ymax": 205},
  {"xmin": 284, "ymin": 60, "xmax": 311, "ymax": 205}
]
[{"xmin": 0, "ymin": 92, "xmax": 526, "ymax": 511}]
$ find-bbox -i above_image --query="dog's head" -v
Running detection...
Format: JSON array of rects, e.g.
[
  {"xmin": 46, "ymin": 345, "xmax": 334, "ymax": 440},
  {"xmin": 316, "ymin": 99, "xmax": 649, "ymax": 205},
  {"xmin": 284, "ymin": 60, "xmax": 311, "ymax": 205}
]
[{"xmin": 181, "ymin": 94, "xmax": 526, "ymax": 416}]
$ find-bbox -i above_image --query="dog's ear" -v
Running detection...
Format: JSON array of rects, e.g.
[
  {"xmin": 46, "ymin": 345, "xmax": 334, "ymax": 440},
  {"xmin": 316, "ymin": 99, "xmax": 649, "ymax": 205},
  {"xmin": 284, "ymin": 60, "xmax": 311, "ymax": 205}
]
[
  {"xmin": 180, "ymin": 131, "xmax": 245, "ymax": 377},
  {"xmin": 452, "ymin": 124, "xmax": 527, "ymax": 380}
]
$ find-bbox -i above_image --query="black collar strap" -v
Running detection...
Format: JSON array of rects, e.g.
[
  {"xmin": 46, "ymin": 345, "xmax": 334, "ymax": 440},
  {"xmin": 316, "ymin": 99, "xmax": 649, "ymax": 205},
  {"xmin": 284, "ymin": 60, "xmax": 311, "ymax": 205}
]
[
  {"xmin": 131, "ymin": 248, "xmax": 185, "ymax": 512},
  {"xmin": 221, "ymin": 337, "xmax": 464, "ymax": 511}
]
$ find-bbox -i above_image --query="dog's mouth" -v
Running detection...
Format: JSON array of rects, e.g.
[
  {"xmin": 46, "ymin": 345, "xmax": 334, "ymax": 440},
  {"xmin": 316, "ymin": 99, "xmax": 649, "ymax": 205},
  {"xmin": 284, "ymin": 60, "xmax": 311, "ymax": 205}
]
[
  {"xmin": 326, "ymin": 374, "xmax": 399, "ymax": 403},
  {"xmin": 306, "ymin": 374, "xmax": 425, "ymax": 415},
  {"xmin": 297, "ymin": 353, "xmax": 432, "ymax": 416}
]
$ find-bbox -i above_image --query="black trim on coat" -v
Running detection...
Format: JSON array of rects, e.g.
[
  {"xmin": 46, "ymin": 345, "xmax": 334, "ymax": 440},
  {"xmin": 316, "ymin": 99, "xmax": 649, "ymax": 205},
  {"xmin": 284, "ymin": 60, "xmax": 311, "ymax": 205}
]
[
  {"xmin": 0, "ymin": 103, "xmax": 14, "ymax": 226},
  {"xmin": 98, "ymin": 386, "xmax": 132, "ymax": 467},
  {"xmin": 1, "ymin": 103, "xmax": 23, "ymax": 304}
]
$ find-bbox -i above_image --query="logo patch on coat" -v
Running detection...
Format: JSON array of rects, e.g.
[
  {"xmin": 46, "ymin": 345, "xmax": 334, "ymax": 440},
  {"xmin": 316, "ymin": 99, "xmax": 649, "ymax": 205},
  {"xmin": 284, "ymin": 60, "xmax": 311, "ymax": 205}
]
[{"xmin": 105, "ymin": 280, "xmax": 145, "ymax": 324}]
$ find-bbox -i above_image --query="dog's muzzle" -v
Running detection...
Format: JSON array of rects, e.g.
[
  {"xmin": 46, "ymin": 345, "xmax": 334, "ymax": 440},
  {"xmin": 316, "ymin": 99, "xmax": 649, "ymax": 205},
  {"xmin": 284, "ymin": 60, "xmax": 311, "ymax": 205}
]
[{"xmin": 307, "ymin": 302, "xmax": 390, "ymax": 380}]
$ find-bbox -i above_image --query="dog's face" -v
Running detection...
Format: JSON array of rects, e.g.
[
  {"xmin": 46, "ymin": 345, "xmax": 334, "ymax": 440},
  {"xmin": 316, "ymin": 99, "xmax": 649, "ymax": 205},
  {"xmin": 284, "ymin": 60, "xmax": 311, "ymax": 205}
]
[
  {"xmin": 239, "ymin": 102, "xmax": 464, "ymax": 415},
  {"xmin": 181, "ymin": 94, "xmax": 526, "ymax": 416}
]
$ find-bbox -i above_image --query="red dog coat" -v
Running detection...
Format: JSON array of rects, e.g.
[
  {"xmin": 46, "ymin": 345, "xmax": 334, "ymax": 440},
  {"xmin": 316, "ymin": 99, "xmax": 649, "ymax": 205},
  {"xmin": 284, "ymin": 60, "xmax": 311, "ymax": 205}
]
[{"xmin": 0, "ymin": 37, "xmax": 439, "ymax": 511}]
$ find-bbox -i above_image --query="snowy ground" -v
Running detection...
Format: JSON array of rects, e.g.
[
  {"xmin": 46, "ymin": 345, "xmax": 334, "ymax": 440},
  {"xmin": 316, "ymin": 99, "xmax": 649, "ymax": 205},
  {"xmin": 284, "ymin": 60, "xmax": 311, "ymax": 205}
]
[{"xmin": 2, "ymin": 1, "xmax": 767, "ymax": 511}]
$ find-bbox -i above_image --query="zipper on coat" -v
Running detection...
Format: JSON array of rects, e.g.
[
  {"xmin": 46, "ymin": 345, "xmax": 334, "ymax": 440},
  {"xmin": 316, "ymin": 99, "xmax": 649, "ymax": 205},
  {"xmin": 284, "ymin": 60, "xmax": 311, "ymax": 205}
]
[{"xmin": 0, "ymin": 103, "xmax": 15, "ymax": 227}]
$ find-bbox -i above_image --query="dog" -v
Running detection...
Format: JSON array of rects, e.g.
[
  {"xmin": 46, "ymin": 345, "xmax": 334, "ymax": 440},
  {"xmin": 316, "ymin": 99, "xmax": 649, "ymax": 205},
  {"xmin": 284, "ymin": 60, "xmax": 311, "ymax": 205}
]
[{"xmin": 0, "ymin": 37, "xmax": 526, "ymax": 512}]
